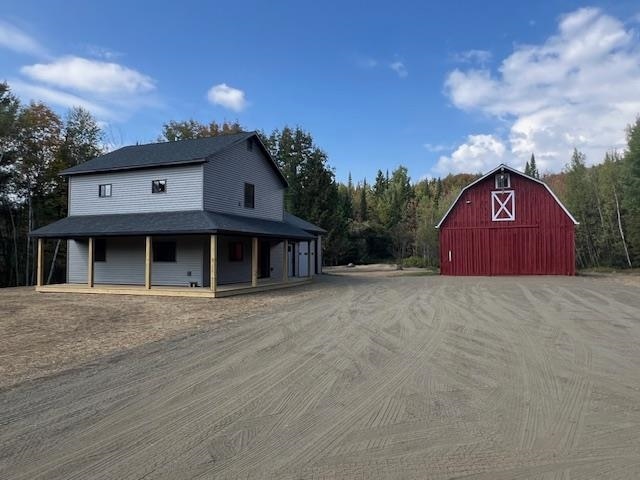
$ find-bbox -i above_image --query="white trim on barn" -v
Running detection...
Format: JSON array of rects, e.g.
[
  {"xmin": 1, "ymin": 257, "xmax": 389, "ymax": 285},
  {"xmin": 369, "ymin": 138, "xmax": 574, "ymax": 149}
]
[
  {"xmin": 491, "ymin": 190, "xmax": 515, "ymax": 221},
  {"xmin": 435, "ymin": 164, "xmax": 579, "ymax": 228}
]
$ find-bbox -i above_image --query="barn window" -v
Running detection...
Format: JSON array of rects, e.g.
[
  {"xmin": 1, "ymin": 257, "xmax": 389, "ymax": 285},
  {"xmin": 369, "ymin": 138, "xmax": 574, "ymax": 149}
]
[
  {"xmin": 495, "ymin": 173, "xmax": 510, "ymax": 189},
  {"xmin": 491, "ymin": 190, "xmax": 515, "ymax": 221}
]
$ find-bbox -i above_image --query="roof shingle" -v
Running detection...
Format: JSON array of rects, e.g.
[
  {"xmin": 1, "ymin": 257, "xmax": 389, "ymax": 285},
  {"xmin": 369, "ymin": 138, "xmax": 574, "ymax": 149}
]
[{"xmin": 30, "ymin": 210, "xmax": 317, "ymax": 240}]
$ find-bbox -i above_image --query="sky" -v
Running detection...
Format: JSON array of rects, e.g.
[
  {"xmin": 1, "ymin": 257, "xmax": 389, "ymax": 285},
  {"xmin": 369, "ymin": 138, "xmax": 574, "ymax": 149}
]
[{"xmin": 1, "ymin": 1, "xmax": 640, "ymax": 183}]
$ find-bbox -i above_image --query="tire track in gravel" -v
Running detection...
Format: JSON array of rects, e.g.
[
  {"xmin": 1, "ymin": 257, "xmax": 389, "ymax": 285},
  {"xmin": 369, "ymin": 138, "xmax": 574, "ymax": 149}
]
[{"xmin": 2, "ymin": 275, "xmax": 640, "ymax": 479}]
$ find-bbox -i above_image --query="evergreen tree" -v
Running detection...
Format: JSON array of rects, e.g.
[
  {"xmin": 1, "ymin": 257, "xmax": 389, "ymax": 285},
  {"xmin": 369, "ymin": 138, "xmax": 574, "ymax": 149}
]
[
  {"xmin": 359, "ymin": 179, "xmax": 368, "ymax": 222},
  {"xmin": 159, "ymin": 119, "xmax": 243, "ymax": 142},
  {"xmin": 623, "ymin": 117, "xmax": 640, "ymax": 264},
  {"xmin": 530, "ymin": 153, "xmax": 539, "ymax": 178}
]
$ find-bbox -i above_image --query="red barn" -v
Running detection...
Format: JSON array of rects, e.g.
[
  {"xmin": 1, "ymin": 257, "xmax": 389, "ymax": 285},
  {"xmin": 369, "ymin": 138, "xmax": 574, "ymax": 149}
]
[{"xmin": 437, "ymin": 164, "xmax": 578, "ymax": 276}]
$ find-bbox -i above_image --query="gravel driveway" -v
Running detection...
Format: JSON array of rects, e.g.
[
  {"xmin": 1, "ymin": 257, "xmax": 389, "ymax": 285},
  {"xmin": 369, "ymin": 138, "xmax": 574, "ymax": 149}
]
[{"xmin": 1, "ymin": 273, "xmax": 640, "ymax": 479}]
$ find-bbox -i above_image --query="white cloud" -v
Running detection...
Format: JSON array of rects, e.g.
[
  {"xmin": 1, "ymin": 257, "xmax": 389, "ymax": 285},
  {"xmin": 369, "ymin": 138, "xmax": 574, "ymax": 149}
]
[
  {"xmin": 389, "ymin": 61, "xmax": 408, "ymax": 78},
  {"xmin": 434, "ymin": 134, "xmax": 507, "ymax": 175},
  {"xmin": 452, "ymin": 49, "xmax": 492, "ymax": 65},
  {"xmin": 21, "ymin": 56, "xmax": 155, "ymax": 94},
  {"xmin": 441, "ymin": 7, "xmax": 640, "ymax": 174},
  {"xmin": 0, "ymin": 19, "xmax": 45, "ymax": 56},
  {"xmin": 9, "ymin": 80, "xmax": 112, "ymax": 118},
  {"xmin": 207, "ymin": 83, "xmax": 247, "ymax": 112}
]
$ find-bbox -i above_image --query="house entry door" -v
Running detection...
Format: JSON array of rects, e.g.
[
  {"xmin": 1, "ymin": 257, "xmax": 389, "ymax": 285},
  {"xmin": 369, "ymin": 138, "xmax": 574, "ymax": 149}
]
[
  {"xmin": 259, "ymin": 240, "xmax": 270, "ymax": 278},
  {"xmin": 298, "ymin": 241, "xmax": 309, "ymax": 277}
]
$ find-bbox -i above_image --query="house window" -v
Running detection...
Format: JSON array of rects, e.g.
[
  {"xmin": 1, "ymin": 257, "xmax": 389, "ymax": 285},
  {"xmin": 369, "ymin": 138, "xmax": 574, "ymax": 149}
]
[
  {"xmin": 94, "ymin": 239, "xmax": 106, "ymax": 262},
  {"xmin": 229, "ymin": 241, "xmax": 244, "ymax": 262},
  {"xmin": 153, "ymin": 241, "xmax": 176, "ymax": 262},
  {"xmin": 98, "ymin": 184, "xmax": 112, "ymax": 197},
  {"xmin": 495, "ymin": 173, "xmax": 510, "ymax": 189},
  {"xmin": 244, "ymin": 183, "xmax": 255, "ymax": 209},
  {"xmin": 152, "ymin": 179, "xmax": 167, "ymax": 193}
]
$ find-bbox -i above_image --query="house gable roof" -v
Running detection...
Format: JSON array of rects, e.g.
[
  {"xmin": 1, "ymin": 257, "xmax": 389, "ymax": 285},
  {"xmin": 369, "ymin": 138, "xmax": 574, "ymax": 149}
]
[
  {"xmin": 60, "ymin": 132, "xmax": 288, "ymax": 187},
  {"xmin": 435, "ymin": 164, "xmax": 579, "ymax": 228}
]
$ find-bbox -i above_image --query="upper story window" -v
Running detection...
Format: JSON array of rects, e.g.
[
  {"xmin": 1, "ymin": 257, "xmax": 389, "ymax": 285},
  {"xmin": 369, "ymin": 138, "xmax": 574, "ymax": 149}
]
[
  {"xmin": 94, "ymin": 239, "xmax": 106, "ymax": 262},
  {"xmin": 244, "ymin": 182, "xmax": 255, "ymax": 209},
  {"xmin": 98, "ymin": 184, "xmax": 112, "ymax": 197},
  {"xmin": 153, "ymin": 241, "xmax": 176, "ymax": 262},
  {"xmin": 495, "ymin": 173, "xmax": 510, "ymax": 189},
  {"xmin": 152, "ymin": 179, "xmax": 167, "ymax": 194}
]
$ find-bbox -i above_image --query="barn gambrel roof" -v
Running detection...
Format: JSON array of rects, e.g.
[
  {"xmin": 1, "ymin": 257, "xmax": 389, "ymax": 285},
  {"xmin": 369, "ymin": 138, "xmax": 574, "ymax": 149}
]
[{"xmin": 435, "ymin": 164, "xmax": 579, "ymax": 228}]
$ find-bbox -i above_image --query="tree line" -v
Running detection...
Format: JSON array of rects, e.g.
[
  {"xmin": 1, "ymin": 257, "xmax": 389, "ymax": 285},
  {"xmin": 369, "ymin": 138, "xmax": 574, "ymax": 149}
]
[{"xmin": 1, "ymin": 81, "xmax": 640, "ymax": 287}]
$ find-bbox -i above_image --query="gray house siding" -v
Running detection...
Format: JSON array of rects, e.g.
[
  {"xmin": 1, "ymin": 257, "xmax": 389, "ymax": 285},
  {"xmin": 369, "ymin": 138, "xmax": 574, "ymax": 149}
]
[
  {"xmin": 217, "ymin": 236, "xmax": 252, "ymax": 284},
  {"xmin": 269, "ymin": 240, "xmax": 284, "ymax": 280},
  {"xmin": 68, "ymin": 239, "xmax": 89, "ymax": 283},
  {"xmin": 203, "ymin": 140, "xmax": 284, "ymax": 221},
  {"xmin": 68, "ymin": 236, "xmax": 205, "ymax": 286},
  {"xmin": 69, "ymin": 164, "xmax": 204, "ymax": 216}
]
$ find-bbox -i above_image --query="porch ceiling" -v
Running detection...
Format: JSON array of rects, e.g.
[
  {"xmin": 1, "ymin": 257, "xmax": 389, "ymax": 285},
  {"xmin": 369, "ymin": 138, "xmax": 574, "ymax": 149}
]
[{"xmin": 30, "ymin": 210, "xmax": 316, "ymax": 240}]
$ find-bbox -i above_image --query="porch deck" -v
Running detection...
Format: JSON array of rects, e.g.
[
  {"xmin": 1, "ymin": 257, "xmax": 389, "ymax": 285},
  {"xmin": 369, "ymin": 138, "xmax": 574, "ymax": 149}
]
[{"xmin": 35, "ymin": 276, "xmax": 312, "ymax": 298}]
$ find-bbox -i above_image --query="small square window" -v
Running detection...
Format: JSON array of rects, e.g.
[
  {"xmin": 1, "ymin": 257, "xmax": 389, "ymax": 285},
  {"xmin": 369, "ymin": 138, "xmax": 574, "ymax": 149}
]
[
  {"xmin": 244, "ymin": 183, "xmax": 255, "ymax": 209},
  {"xmin": 152, "ymin": 179, "xmax": 167, "ymax": 193},
  {"xmin": 94, "ymin": 239, "xmax": 106, "ymax": 262},
  {"xmin": 98, "ymin": 184, "xmax": 112, "ymax": 197},
  {"xmin": 495, "ymin": 173, "xmax": 510, "ymax": 189},
  {"xmin": 153, "ymin": 241, "xmax": 176, "ymax": 262},
  {"xmin": 229, "ymin": 242, "xmax": 244, "ymax": 262}
]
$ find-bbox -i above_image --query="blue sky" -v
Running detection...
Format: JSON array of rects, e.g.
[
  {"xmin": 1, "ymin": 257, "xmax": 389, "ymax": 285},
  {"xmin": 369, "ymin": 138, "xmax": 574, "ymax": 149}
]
[{"xmin": 2, "ymin": 1, "xmax": 640, "ymax": 183}]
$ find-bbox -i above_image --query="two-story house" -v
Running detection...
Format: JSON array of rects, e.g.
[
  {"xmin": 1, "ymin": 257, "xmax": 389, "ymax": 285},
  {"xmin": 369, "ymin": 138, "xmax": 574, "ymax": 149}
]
[{"xmin": 30, "ymin": 132, "xmax": 325, "ymax": 297}]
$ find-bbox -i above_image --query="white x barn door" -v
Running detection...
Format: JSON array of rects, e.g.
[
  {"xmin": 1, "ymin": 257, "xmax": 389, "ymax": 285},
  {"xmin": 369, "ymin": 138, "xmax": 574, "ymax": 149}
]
[{"xmin": 491, "ymin": 190, "xmax": 515, "ymax": 221}]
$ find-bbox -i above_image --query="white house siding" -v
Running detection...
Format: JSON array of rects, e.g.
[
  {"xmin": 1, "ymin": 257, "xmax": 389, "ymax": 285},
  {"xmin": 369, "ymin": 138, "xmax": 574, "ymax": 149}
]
[
  {"xmin": 203, "ymin": 140, "xmax": 284, "ymax": 221},
  {"xmin": 68, "ymin": 236, "xmax": 205, "ymax": 286},
  {"xmin": 68, "ymin": 164, "xmax": 204, "ymax": 216}
]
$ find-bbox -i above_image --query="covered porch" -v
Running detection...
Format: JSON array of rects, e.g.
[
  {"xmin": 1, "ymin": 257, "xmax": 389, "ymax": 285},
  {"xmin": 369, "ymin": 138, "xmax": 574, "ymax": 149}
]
[
  {"xmin": 35, "ymin": 275, "xmax": 312, "ymax": 298},
  {"xmin": 31, "ymin": 210, "xmax": 320, "ymax": 298}
]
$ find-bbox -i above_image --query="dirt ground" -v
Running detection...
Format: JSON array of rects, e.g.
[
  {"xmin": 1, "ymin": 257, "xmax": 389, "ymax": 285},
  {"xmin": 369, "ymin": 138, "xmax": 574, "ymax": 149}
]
[
  {"xmin": 0, "ymin": 283, "xmax": 325, "ymax": 389},
  {"xmin": 1, "ymin": 272, "xmax": 640, "ymax": 479}
]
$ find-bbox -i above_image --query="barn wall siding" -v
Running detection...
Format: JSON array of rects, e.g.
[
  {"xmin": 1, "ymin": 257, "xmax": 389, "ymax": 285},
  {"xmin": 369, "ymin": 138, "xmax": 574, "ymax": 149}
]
[
  {"xmin": 203, "ymin": 140, "xmax": 284, "ymax": 221},
  {"xmin": 69, "ymin": 164, "xmax": 204, "ymax": 216},
  {"xmin": 439, "ymin": 173, "xmax": 576, "ymax": 276}
]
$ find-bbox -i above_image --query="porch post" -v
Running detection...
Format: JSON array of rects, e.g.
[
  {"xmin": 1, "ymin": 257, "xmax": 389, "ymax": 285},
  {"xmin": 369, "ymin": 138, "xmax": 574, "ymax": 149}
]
[
  {"xmin": 282, "ymin": 240, "xmax": 288, "ymax": 282},
  {"xmin": 87, "ymin": 237, "xmax": 94, "ymax": 288},
  {"xmin": 251, "ymin": 237, "xmax": 258, "ymax": 287},
  {"xmin": 210, "ymin": 234, "xmax": 217, "ymax": 294},
  {"xmin": 308, "ymin": 240, "xmax": 311, "ymax": 278},
  {"xmin": 36, "ymin": 238, "xmax": 44, "ymax": 287},
  {"xmin": 145, "ymin": 236, "xmax": 152, "ymax": 290}
]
